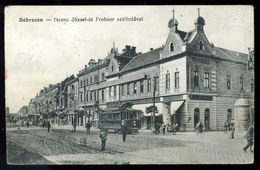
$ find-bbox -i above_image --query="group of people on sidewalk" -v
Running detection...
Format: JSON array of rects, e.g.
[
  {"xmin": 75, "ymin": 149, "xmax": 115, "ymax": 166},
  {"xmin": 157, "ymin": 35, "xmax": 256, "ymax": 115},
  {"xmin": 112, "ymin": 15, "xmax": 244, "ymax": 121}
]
[{"xmin": 153, "ymin": 122, "xmax": 179, "ymax": 135}]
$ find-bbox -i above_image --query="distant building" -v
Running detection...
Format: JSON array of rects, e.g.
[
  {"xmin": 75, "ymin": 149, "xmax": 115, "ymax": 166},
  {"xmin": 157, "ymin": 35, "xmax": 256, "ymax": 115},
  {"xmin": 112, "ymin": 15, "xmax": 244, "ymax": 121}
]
[{"xmin": 17, "ymin": 106, "xmax": 28, "ymax": 117}]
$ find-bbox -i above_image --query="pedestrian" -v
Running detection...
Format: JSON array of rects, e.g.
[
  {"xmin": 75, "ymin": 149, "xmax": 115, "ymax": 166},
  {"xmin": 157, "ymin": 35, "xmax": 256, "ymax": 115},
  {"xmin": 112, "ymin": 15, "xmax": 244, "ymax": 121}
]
[
  {"xmin": 122, "ymin": 121, "xmax": 128, "ymax": 142},
  {"xmin": 47, "ymin": 121, "xmax": 51, "ymax": 133},
  {"xmin": 196, "ymin": 121, "xmax": 203, "ymax": 135},
  {"xmin": 86, "ymin": 120, "xmax": 91, "ymax": 134},
  {"xmin": 99, "ymin": 129, "xmax": 108, "ymax": 151},
  {"xmin": 224, "ymin": 120, "xmax": 229, "ymax": 133},
  {"xmin": 73, "ymin": 120, "xmax": 77, "ymax": 132},
  {"xmin": 162, "ymin": 122, "xmax": 166, "ymax": 135},
  {"xmin": 156, "ymin": 123, "xmax": 161, "ymax": 135},
  {"xmin": 228, "ymin": 123, "xmax": 235, "ymax": 139},
  {"xmin": 243, "ymin": 125, "xmax": 254, "ymax": 153},
  {"xmin": 26, "ymin": 120, "xmax": 29, "ymax": 128}
]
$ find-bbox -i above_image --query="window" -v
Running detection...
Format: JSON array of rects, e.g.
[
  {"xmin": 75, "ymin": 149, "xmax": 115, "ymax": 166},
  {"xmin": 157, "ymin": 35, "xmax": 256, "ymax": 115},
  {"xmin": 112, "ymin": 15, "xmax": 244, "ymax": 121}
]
[
  {"xmin": 114, "ymin": 85, "xmax": 117, "ymax": 97},
  {"xmin": 86, "ymin": 92, "xmax": 88, "ymax": 102},
  {"xmin": 90, "ymin": 92, "xmax": 93, "ymax": 101},
  {"xmin": 83, "ymin": 80, "xmax": 85, "ymax": 86},
  {"xmin": 199, "ymin": 41, "xmax": 204, "ymax": 51},
  {"xmin": 102, "ymin": 90, "xmax": 105, "ymax": 100},
  {"xmin": 251, "ymin": 79, "xmax": 254, "ymax": 92},
  {"xmin": 227, "ymin": 76, "xmax": 231, "ymax": 90},
  {"xmin": 204, "ymin": 73, "xmax": 209, "ymax": 88},
  {"xmin": 170, "ymin": 42, "xmax": 174, "ymax": 52},
  {"xmin": 175, "ymin": 72, "xmax": 179, "ymax": 88},
  {"xmin": 94, "ymin": 91, "xmax": 97, "ymax": 101},
  {"xmin": 194, "ymin": 71, "xmax": 199, "ymax": 87},
  {"xmin": 240, "ymin": 77, "xmax": 244, "ymax": 90},
  {"xmin": 102, "ymin": 73, "xmax": 105, "ymax": 81},
  {"xmin": 80, "ymin": 80, "xmax": 83, "ymax": 87},
  {"xmin": 86, "ymin": 78, "xmax": 89, "ymax": 85},
  {"xmin": 166, "ymin": 73, "xmax": 170, "ymax": 89},
  {"xmin": 127, "ymin": 84, "xmax": 130, "ymax": 95},
  {"xmin": 134, "ymin": 82, "xmax": 137, "ymax": 94},
  {"xmin": 109, "ymin": 87, "xmax": 112, "ymax": 97},
  {"xmin": 75, "ymin": 84, "xmax": 77, "ymax": 95},
  {"xmin": 121, "ymin": 84, "xmax": 124, "ymax": 96},
  {"xmin": 140, "ymin": 81, "xmax": 144, "ymax": 93},
  {"xmin": 94, "ymin": 75, "xmax": 98, "ymax": 83},
  {"xmin": 111, "ymin": 65, "xmax": 114, "ymax": 72},
  {"xmin": 90, "ymin": 77, "xmax": 93, "ymax": 84},
  {"xmin": 147, "ymin": 78, "xmax": 151, "ymax": 92},
  {"xmin": 155, "ymin": 77, "xmax": 159, "ymax": 91},
  {"xmin": 80, "ymin": 93, "xmax": 83, "ymax": 103}
]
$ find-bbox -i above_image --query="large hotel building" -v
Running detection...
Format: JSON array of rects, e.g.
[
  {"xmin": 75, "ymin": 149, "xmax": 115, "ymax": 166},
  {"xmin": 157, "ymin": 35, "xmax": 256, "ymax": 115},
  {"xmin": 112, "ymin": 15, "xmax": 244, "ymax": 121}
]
[{"xmin": 28, "ymin": 9, "xmax": 254, "ymax": 132}]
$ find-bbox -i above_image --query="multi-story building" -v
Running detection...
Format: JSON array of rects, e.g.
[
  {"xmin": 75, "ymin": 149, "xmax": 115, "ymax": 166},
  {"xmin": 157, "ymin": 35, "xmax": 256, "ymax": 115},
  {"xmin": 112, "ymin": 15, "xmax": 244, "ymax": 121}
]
[
  {"xmin": 67, "ymin": 77, "xmax": 78, "ymax": 126},
  {"xmin": 26, "ymin": 9, "xmax": 254, "ymax": 132},
  {"xmin": 77, "ymin": 45, "xmax": 137, "ymax": 127},
  {"xmin": 157, "ymin": 10, "xmax": 254, "ymax": 131}
]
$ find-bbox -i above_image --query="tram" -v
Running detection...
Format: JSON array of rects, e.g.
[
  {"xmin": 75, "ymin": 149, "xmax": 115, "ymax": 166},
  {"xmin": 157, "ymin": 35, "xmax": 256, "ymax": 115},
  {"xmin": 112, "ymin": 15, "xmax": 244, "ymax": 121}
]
[{"xmin": 98, "ymin": 108, "xmax": 142, "ymax": 133}]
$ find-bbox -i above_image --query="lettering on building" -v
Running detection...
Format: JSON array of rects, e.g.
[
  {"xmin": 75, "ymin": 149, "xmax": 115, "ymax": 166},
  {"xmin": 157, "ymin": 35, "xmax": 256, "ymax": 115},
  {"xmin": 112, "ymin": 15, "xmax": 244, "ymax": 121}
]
[
  {"xmin": 163, "ymin": 95, "xmax": 183, "ymax": 102},
  {"xmin": 189, "ymin": 95, "xmax": 213, "ymax": 101}
]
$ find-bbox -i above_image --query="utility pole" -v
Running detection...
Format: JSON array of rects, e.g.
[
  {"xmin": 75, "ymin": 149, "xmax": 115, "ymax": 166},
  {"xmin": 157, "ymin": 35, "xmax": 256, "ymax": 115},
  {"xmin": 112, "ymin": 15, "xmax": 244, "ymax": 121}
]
[{"xmin": 152, "ymin": 76, "xmax": 156, "ymax": 130}]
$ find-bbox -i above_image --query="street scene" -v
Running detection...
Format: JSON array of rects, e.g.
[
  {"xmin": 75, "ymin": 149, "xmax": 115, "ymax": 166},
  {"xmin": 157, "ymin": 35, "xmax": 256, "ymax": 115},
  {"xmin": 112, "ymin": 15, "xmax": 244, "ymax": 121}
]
[
  {"xmin": 6, "ymin": 123, "xmax": 254, "ymax": 164},
  {"xmin": 5, "ymin": 6, "xmax": 254, "ymax": 165}
]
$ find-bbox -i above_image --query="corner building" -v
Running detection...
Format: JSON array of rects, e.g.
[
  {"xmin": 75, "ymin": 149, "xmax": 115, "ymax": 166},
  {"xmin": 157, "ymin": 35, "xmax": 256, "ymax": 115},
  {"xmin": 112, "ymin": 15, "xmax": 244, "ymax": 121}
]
[
  {"xmin": 101, "ymin": 9, "xmax": 254, "ymax": 131},
  {"xmin": 157, "ymin": 10, "xmax": 254, "ymax": 131}
]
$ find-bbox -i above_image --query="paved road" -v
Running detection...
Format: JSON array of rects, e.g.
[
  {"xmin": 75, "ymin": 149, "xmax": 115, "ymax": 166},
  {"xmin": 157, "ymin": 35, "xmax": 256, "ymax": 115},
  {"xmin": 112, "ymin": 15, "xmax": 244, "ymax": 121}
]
[{"xmin": 6, "ymin": 125, "xmax": 253, "ymax": 164}]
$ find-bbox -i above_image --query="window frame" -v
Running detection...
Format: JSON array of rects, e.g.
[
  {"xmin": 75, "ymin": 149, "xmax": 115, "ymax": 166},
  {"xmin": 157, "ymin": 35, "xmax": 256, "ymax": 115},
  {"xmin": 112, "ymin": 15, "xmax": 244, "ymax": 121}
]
[
  {"xmin": 166, "ymin": 73, "xmax": 170, "ymax": 89},
  {"xmin": 175, "ymin": 72, "xmax": 179, "ymax": 88}
]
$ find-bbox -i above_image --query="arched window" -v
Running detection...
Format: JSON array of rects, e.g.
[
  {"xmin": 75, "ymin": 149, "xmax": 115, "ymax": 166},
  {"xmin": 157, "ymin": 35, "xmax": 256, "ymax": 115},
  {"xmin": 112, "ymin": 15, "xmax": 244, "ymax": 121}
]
[
  {"xmin": 170, "ymin": 43, "xmax": 174, "ymax": 52},
  {"xmin": 199, "ymin": 41, "xmax": 204, "ymax": 51},
  {"xmin": 194, "ymin": 108, "xmax": 200, "ymax": 127}
]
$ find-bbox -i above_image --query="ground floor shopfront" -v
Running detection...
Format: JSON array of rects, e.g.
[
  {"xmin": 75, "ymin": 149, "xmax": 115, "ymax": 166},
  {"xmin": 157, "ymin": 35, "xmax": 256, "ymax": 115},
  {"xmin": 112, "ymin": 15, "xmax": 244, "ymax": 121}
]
[{"xmin": 65, "ymin": 94, "xmax": 254, "ymax": 132}]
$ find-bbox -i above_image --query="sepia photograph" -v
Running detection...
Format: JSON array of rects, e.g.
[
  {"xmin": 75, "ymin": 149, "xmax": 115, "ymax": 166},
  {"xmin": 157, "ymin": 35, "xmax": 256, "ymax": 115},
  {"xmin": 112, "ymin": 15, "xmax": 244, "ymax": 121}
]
[{"xmin": 5, "ymin": 5, "xmax": 254, "ymax": 164}]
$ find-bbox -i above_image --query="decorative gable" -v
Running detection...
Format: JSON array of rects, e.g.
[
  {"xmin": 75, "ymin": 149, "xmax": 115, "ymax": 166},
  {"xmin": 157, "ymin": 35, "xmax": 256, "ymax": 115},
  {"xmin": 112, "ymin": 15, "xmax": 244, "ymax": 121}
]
[
  {"xmin": 161, "ymin": 33, "xmax": 185, "ymax": 59},
  {"xmin": 188, "ymin": 32, "xmax": 213, "ymax": 55}
]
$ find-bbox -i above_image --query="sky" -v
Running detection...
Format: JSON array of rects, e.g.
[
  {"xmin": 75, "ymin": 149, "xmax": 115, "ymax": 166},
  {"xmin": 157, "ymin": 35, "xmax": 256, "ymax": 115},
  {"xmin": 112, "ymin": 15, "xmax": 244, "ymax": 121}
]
[{"xmin": 5, "ymin": 6, "xmax": 254, "ymax": 113}]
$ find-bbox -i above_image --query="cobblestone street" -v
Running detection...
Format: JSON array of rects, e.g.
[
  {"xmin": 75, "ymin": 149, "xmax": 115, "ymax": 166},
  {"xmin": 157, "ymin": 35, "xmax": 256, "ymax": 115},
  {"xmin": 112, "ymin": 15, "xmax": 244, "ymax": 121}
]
[{"xmin": 6, "ymin": 125, "xmax": 253, "ymax": 164}]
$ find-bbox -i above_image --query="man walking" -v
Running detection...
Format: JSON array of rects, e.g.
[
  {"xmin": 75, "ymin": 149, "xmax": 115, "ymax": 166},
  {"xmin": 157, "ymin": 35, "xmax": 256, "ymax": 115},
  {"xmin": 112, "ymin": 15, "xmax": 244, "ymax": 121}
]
[
  {"xmin": 73, "ymin": 120, "xmax": 77, "ymax": 132},
  {"xmin": 47, "ymin": 121, "xmax": 51, "ymax": 133},
  {"xmin": 86, "ymin": 121, "xmax": 91, "ymax": 134},
  {"xmin": 122, "ymin": 121, "xmax": 128, "ymax": 142},
  {"xmin": 100, "ymin": 129, "xmax": 108, "ymax": 151},
  {"xmin": 162, "ymin": 122, "xmax": 166, "ymax": 135},
  {"xmin": 243, "ymin": 125, "xmax": 254, "ymax": 153}
]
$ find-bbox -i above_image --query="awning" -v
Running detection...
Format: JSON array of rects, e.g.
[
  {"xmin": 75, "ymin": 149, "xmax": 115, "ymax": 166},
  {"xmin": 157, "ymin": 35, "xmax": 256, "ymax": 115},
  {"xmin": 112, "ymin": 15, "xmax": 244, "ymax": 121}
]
[
  {"xmin": 132, "ymin": 103, "xmax": 163, "ymax": 117},
  {"xmin": 170, "ymin": 101, "xmax": 184, "ymax": 115}
]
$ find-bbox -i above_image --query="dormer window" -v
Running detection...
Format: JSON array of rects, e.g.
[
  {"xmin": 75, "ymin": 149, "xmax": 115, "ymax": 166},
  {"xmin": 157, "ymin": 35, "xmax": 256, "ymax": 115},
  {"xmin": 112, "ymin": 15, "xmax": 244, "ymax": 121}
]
[
  {"xmin": 111, "ymin": 65, "xmax": 114, "ymax": 72},
  {"xmin": 199, "ymin": 41, "xmax": 204, "ymax": 51},
  {"xmin": 170, "ymin": 42, "xmax": 174, "ymax": 52}
]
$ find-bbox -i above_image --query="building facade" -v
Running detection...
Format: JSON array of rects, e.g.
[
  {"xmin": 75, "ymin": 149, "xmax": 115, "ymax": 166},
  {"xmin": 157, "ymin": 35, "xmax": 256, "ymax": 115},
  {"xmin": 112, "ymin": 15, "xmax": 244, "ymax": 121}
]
[{"xmin": 26, "ymin": 9, "xmax": 254, "ymax": 131}]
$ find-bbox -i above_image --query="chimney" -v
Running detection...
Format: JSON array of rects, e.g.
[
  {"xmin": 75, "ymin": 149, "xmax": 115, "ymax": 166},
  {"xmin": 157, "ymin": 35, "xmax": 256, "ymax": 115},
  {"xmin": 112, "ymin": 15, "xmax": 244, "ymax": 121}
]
[
  {"xmin": 150, "ymin": 48, "xmax": 153, "ymax": 51},
  {"xmin": 125, "ymin": 45, "xmax": 131, "ymax": 51},
  {"xmin": 131, "ymin": 46, "xmax": 136, "ymax": 53}
]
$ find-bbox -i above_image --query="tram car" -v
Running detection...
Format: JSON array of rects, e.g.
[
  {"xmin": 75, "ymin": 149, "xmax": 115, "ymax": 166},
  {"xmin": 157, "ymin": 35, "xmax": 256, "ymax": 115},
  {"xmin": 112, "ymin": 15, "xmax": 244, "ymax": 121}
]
[{"xmin": 98, "ymin": 108, "xmax": 142, "ymax": 133}]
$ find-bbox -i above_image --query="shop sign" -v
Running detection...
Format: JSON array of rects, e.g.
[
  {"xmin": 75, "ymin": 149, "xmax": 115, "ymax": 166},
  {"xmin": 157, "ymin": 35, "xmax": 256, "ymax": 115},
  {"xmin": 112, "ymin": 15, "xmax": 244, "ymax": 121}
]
[
  {"xmin": 131, "ymin": 97, "xmax": 160, "ymax": 105},
  {"xmin": 189, "ymin": 95, "xmax": 213, "ymax": 101},
  {"xmin": 106, "ymin": 101, "xmax": 120, "ymax": 109},
  {"xmin": 163, "ymin": 95, "xmax": 183, "ymax": 102}
]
